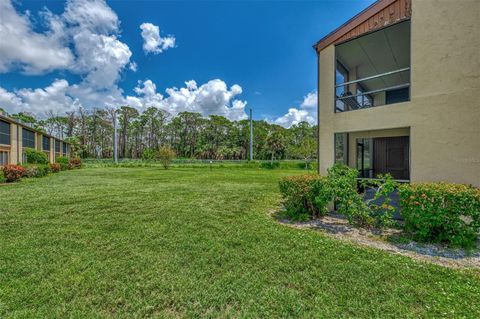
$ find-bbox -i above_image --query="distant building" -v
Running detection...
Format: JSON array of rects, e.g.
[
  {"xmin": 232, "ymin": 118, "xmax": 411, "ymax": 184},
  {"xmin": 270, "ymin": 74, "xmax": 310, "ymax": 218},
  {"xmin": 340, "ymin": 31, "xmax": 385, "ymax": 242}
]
[
  {"xmin": 0, "ymin": 111, "xmax": 70, "ymax": 166},
  {"xmin": 314, "ymin": 0, "xmax": 479, "ymax": 187}
]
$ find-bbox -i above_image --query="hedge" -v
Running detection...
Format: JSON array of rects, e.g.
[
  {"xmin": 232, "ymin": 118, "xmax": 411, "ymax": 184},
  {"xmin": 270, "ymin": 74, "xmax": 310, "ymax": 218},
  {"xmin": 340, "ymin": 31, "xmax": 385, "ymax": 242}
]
[
  {"xmin": 399, "ymin": 183, "xmax": 480, "ymax": 248},
  {"xmin": 25, "ymin": 148, "xmax": 48, "ymax": 165}
]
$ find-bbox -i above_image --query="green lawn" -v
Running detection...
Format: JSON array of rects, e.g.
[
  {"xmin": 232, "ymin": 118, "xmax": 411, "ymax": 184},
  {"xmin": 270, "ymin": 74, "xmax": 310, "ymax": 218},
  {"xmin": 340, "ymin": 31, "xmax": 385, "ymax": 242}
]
[{"xmin": 1, "ymin": 167, "xmax": 479, "ymax": 318}]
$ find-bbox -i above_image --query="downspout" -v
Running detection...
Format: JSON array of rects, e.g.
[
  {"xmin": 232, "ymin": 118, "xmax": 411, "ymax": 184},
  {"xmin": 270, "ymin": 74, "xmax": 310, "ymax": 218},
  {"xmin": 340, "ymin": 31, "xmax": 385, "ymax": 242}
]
[{"xmin": 316, "ymin": 50, "xmax": 321, "ymax": 174}]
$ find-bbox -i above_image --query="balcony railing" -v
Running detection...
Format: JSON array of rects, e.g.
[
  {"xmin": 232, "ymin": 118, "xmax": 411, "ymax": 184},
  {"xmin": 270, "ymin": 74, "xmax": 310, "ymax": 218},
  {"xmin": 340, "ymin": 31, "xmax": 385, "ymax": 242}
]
[{"xmin": 335, "ymin": 67, "xmax": 410, "ymax": 112}]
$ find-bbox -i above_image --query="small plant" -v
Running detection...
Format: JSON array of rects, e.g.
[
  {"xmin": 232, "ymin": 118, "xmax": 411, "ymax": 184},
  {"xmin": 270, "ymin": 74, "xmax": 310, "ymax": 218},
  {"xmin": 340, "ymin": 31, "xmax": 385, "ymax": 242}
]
[
  {"xmin": 49, "ymin": 163, "xmax": 61, "ymax": 173},
  {"xmin": 260, "ymin": 161, "xmax": 280, "ymax": 169},
  {"xmin": 362, "ymin": 174, "xmax": 399, "ymax": 228},
  {"xmin": 279, "ymin": 174, "xmax": 330, "ymax": 221},
  {"xmin": 25, "ymin": 148, "xmax": 48, "ymax": 165},
  {"xmin": 157, "ymin": 146, "xmax": 175, "ymax": 170},
  {"xmin": 399, "ymin": 182, "xmax": 480, "ymax": 248},
  {"xmin": 68, "ymin": 157, "xmax": 82, "ymax": 169},
  {"xmin": 2, "ymin": 164, "xmax": 26, "ymax": 182},
  {"xmin": 141, "ymin": 148, "xmax": 156, "ymax": 162}
]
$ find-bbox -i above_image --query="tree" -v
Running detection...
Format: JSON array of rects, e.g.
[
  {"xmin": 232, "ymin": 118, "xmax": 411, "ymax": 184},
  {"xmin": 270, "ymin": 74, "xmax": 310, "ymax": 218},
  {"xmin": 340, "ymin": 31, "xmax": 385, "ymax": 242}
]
[
  {"xmin": 157, "ymin": 146, "xmax": 176, "ymax": 169},
  {"xmin": 265, "ymin": 129, "xmax": 286, "ymax": 163}
]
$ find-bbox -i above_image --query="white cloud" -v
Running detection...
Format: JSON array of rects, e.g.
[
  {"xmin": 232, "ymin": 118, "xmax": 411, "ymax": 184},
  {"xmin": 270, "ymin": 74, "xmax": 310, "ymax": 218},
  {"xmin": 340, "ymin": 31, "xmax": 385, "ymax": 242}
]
[
  {"xmin": 140, "ymin": 22, "xmax": 176, "ymax": 54},
  {"xmin": 126, "ymin": 79, "xmax": 247, "ymax": 120},
  {"xmin": 273, "ymin": 91, "xmax": 317, "ymax": 127},
  {"xmin": 0, "ymin": 0, "xmax": 74, "ymax": 74},
  {"xmin": 63, "ymin": 0, "xmax": 119, "ymax": 34},
  {"xmin": 0, "ymin": 79, "xmax": 79, "ymax": 115},
  {"xmin": 1, "ymin": 78, "xmax": 247, "ymax": 121}
]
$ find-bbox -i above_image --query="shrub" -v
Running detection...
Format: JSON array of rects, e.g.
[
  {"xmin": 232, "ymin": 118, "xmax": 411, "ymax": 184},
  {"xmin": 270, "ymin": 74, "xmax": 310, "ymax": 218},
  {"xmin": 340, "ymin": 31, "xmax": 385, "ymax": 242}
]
[
  {"xmin": 327, "ymin": 164, "xmax": 372, "ymax": 226},
  {"xmin": 55, "ymin": 156, "xmax": 69, "ymax": 165},
  {"xmin": 279, "ymin": 174, "xmax": 330, "ymax": 221},
  {"xmin": 19, "ymin": 164, "xmax": 51, "ymax": 178},
  {"xmin": 0, "ymin": 170, "xmax": 6, "ymax": 183},
  {"xmin": 68, "ymin": 157, "xmax": 82, "ymax": 169},
  {"xmin": 25, "ymin": 148, "xmax": 48, "ymax": 165},
  {"xmin": 399, "ymin": 183, "xmax": 480, "ymax": 248},
  {"xmin": 2, "ymin": 164, "xmax": 25, "ymax": 182},
  {"xmin": 260, "ymin": 161, "xmax": 280, "ymax": 169},
  {"xmin": 157, "ymin": 146, "xmax": 175, "ymax": 170},
  {"xmin": 49, "ymin": 163, "xmax": 61, "ymax": 173},
  {"xmin": 141, "ymin": 148, "xmax": 156, "ymax": 161}
]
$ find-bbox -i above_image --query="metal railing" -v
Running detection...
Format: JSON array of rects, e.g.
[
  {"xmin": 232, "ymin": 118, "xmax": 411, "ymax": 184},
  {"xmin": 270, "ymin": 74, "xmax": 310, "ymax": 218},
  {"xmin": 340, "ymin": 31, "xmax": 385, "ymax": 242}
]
[{"xmin": 335, "ymin": 67, "xmax": 410, "ymax": 112}]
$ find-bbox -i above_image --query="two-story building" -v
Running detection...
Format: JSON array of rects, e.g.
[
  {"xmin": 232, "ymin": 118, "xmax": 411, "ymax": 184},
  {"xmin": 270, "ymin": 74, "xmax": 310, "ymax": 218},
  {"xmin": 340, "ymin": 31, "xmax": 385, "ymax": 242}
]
[
  {"xmin": 315, "ymin": 0, "xmax": 479, "ymax": 187},
  {"xmin": 0, "ymin": 111, "xmax": 70, "ymax": 166}
]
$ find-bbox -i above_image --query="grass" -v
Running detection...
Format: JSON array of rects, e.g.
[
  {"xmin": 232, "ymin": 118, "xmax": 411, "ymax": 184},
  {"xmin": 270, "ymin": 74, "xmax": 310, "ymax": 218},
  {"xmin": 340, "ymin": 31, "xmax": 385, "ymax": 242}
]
[{"xmin": 1, "ymin": 167, "xmax": 479, "ymax": 318}]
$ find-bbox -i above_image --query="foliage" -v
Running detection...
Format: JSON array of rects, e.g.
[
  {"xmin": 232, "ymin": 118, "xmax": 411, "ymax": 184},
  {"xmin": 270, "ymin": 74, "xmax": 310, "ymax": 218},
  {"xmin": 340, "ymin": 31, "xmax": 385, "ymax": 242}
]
[
  {"xmin": 259, "ymin": 161, "xmax": 280, "ymax": 169},
  {"xmin": 399, "ymin": 182, "xmax": 480, "ymax": 248},
  {"xmin": 327, "ymin": 164, "xmax": 372, "ymax": 226},
  {"xmin": 0, "ymin": 170, "xmax": 6, "ymax": 183},
  {"xmin": 157, "ymin": 146, "xmax": 176, "ymax": 169},
  {"xmin": 25, "ymin": 148, "xmax": 48, "ymax": 165},
  {"xmin": 22, "ymin": 164, "xmax": 51, "ymax": 178},
  {"xmin": 55, "ymin": 156, "xmax": 69, "ymax": 165},
  {"xmin": 362, "ymin": 174, "xmax": 399, "ymax": 228},
  {"xmin": 2, "ymin": 164, "xmax": 25, "ymax": 182},
  {"xmin": 278, "ymin": 164, "xmax": 398, "ymax": 227},
  {"xmin": 49, "ymin": 163, "xmax": 61, "ymax": 173},
  {"xmin": 141, "ymin": 148, "xmax": 156, "ymax": 161},
  {"xmin": 13, "ymin": 109, "xmax": 317, "ymax": 161},
  {"xmin": 68, "ymin": 157, "xmax": 82, "ymax": 169},
  {"xmin": 279, "ymin": 174, "xmax": 330, "ymax": 221}
]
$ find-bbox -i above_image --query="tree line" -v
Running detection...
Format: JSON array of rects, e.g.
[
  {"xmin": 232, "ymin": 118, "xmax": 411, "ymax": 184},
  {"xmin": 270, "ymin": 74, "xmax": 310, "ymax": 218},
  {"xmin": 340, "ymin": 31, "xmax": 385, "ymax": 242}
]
[{"xmin": 3, "ymin": 107, "xmax": 317, "ymax": 161}]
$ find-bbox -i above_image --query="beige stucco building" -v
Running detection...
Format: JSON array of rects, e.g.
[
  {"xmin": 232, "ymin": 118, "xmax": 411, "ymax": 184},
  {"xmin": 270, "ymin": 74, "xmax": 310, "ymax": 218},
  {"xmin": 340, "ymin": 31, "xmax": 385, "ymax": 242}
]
[
  {"xmin": 315, "ymin": 0, "xmax": 480, "ymax": 187},
  {"xmin": 0, "ymin": 112, "xmax": 70, "ymax": 166}
]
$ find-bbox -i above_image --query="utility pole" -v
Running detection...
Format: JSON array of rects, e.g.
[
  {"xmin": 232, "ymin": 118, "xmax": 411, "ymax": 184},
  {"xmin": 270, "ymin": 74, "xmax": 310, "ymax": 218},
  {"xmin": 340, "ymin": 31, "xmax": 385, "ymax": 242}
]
[
  {"xmin": 249, "ymin": 108, "xmax": 253, "ymax": 161},
  {"xmin": 113, "ymin": 110, "xmax": 118, "ymax": 163}
]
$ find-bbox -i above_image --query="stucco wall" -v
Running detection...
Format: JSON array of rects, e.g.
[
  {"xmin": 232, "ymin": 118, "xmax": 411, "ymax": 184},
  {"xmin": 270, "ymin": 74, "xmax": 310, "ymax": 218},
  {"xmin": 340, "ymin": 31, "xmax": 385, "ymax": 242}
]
[{"xmin": 318, "ymin": 0, "xmax": 480, "ymax": 187}]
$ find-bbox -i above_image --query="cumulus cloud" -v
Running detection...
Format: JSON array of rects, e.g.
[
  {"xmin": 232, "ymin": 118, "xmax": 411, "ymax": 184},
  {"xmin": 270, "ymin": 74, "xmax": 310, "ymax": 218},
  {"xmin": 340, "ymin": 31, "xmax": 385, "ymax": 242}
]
[
  {"xmin": 1, "ymin": 78, "xmax": 247, "ymax": 120},
  {"xmin": 273, "ymin": 91, "xmax": 317, "ymax": 127},
  {"xmin": 0, "ymin": 0, "xmax": 74, "ymax": 74},
  {"xmin": 126, "ymin": 79, "xmax": 247, "ymax": 121},
  {"xmin": 140, "ymin": 22, "xmax": 176, "ymax": 54},
  {"xmin": 0, "ymin": 79, "xmax": 79, "ymax": 115}
]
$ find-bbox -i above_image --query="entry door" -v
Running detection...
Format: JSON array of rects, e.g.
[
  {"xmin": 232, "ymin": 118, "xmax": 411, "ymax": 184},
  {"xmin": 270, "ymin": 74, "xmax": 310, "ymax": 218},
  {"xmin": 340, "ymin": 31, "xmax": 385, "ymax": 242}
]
[{"xmin": 373, "ymin": 136, "xmax": 409, "ymax": 180}]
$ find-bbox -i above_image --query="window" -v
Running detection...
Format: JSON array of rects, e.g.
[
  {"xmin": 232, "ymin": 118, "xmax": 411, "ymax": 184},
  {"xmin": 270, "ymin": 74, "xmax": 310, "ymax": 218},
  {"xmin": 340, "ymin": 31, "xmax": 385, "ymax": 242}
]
[
  {"xmin": 356, "ymin": 138, "xmax": 373, "ymax": 178},
  {"xmin": 0, "ymin": 150, "xmax": 8, "ymax": 166},
  {"xmin": 42, "ymin": 136, "xmax": 50, "ymax": 151},
  {"xmin": 22, "ymin": 128, "xmax": 35, "ymax": 148},
  {"xmin": 63, "ymin": 143, "xmax": 67, "ymax": 155},
  {"xmin": 0, "ymin": 120, "xmax": 10, "ymax": 145},
  {"xmin": 335, "ymin": 63, "xmax": 348, "ymax": 112},
  {"xmin": 356, "ymin": 86, "xmax": 373, "ymax": 108},
  {"xmin": 334, "ymin": 133, "xmax": 348, "ymax": 164},
  {"xmin": 55, "ymin": 140, "xmax": 60, "ymax": 153}
]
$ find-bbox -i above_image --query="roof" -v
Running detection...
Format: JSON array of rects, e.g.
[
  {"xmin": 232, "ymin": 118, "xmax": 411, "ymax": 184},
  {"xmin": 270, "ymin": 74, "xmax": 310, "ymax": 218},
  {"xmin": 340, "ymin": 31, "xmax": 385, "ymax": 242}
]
[{"xmin": 313, "ymin": 0, "xmax": 411, "ymax": 53}]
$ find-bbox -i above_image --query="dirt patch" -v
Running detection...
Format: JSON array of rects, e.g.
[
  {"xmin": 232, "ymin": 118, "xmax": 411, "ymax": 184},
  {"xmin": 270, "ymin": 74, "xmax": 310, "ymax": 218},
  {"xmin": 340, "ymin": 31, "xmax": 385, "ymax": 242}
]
[{"xmin": 273, "ymin": 211, "xmax": 480, "ymax": 269}]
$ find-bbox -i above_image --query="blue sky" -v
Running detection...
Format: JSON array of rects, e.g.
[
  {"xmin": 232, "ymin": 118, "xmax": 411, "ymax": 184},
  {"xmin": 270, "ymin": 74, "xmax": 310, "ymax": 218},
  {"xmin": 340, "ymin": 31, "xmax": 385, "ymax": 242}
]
[{"xmin": 0, "ymin": 0, "xmax": 374, "ymax": 126}]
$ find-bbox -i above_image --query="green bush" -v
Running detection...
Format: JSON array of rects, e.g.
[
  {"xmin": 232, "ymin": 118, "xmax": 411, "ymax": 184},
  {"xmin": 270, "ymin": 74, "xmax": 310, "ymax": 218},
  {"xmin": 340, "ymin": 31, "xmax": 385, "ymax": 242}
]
[
  {"xmin": 141, "ymin": 149, "xmax": 156, "ymax": 161},
  {"xmin": 21, "ymin": 164, "xmax": 50, "ymax": 178},
  {"xmin": 25, "ymin": 148, "xmax": 48, "ymax": 165},
  {"xmin": 399, "ymin": 183, "xmax": 480, "ymax": 248},
  {"xmin": 55, "ymin": 156, "xmax": 69, "ymax": 165},
  {"xmin": 260, "ymin": 161, "xmax": 280, "ymax": 169},
  {"xmin": 279, "ymin": 174, "xmax": 330, "ymax": 221},
  {"xmin": 0, "ymin": 170, "xmax": 6, "ymax": 183}
]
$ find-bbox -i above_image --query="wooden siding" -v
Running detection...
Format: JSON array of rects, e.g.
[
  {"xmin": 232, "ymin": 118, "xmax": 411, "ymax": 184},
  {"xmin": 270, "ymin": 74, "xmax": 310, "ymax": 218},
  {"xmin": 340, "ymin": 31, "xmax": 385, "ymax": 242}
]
[{"xmin": 314, "ymin": 0, "xmax": 411, "ymax": 52}]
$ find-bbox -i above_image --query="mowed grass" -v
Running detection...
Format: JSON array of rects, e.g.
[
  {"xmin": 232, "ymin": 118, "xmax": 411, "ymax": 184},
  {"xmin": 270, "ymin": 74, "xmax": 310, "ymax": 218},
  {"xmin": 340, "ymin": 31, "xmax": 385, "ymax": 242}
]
[{"xmin": 1, "ymin": 167, "xmax": 479, "ymax": 318}]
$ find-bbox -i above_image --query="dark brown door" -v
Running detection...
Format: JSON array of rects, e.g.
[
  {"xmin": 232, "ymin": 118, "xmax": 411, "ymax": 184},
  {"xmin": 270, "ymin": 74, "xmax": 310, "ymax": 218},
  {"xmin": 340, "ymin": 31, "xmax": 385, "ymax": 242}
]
[{"xmin": 373, "ymin": 136, "xmax": 409, "ymax": 180}]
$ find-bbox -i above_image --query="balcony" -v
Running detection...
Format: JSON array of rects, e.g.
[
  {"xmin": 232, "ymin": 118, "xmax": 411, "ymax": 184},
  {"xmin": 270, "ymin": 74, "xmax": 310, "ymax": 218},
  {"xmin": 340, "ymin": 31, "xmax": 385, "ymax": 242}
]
[{"xmin": 334, "ymin": 20, "xmax": 410, "ymax": 112}]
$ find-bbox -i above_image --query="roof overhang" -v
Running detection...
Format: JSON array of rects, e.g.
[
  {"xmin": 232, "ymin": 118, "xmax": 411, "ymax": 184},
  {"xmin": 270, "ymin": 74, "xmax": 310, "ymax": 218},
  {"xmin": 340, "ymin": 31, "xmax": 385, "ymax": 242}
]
[{"xmin": 313, "ymin": 0, "xmax": 411, "ymax": 53}]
